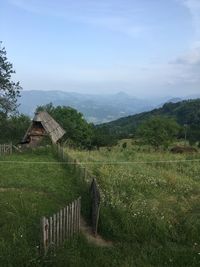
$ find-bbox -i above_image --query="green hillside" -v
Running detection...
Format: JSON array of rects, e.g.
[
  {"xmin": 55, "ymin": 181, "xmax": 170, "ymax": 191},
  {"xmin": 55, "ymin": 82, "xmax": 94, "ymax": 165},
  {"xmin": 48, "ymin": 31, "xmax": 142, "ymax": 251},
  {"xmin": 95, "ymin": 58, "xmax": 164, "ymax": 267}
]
[{"xmin": 98, "ymin": 99, "xmax": 200, "ymax": 141}]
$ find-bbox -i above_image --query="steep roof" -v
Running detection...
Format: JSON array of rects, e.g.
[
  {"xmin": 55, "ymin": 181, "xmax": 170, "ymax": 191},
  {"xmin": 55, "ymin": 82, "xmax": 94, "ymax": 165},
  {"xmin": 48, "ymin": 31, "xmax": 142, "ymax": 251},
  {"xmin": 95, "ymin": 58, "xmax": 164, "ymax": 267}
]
[{"xmin": 23, "ymin": 111, "xmax": 66, "ymax": 144}]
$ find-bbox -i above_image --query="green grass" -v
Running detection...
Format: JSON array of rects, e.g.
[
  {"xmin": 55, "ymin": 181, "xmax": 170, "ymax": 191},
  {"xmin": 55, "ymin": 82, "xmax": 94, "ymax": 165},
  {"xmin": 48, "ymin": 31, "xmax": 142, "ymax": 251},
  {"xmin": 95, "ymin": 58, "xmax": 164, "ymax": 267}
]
[
  {"xmin": 67, "ymin": 142, "xmax": 200, "ymax": 266},
  {"xmin": 0, "ymin": 145, "xmax": 200, "ymax": 266},
  {"xmin": 0, "ymin": 147, "xmax": 90, "ymax": 266}
]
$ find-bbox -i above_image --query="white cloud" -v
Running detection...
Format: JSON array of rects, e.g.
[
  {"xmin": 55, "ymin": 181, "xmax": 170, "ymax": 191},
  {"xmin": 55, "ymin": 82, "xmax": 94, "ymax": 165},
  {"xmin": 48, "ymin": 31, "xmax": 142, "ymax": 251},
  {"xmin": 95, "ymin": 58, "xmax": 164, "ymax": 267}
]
[{"xmin": 172, "ymin": 46, "xmax": 200, "ymax": 65}]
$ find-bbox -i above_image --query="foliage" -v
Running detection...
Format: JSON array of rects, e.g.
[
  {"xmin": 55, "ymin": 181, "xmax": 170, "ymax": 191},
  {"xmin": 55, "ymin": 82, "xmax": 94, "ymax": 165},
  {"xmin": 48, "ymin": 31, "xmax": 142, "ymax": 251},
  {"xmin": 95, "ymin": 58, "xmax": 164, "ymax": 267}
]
[
  {"xmin": 36, "ymin": 103, "xmax": 94, "ymax": 148},
  {"xmin": 0, "ymin": 42, "xmax": 21, "ymax": 116},
  {"xmin": 91, "ymin": 126, "xmax": 118, "ymax": 149},
  {"xmin": 0, "ymin": 114, "xmax": 30, "ymax": 144},
  {"xmin": 98, "ymin": 99, "xmax": 200, "ymax": 144},
  {"xmin": 36, "ymin": 103, "xmax": 118, "ymax": 149},
  {"xmin": 137, "ymin": 116, "xmax": 180, "ymax": 149}
]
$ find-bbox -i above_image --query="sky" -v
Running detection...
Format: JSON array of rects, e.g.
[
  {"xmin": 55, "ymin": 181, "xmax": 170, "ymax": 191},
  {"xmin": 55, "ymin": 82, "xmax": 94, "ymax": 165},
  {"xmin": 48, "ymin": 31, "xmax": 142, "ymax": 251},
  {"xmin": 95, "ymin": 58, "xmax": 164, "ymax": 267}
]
[{"xmin": 0, "ymin": 0, "xmax": 200, "ymax": 97}]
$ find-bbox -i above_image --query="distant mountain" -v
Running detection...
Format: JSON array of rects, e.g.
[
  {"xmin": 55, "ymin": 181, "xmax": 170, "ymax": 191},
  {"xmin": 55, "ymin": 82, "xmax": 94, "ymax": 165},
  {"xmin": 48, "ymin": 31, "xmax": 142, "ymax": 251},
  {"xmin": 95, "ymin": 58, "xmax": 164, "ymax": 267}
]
[
  {"xmin": 18, "ymin": 90, "xmax": 200, "ymax": 124},
  {"xmin": 157, "ymin": 97, "xmax": 183, "ymax": 108},
  {"xmin": 18, "ymin": 90, "xmax": 158, "ymax": 123},
  {"xmin": 98, "ymin": 98, "xmax": 200, "ymax": 138}
]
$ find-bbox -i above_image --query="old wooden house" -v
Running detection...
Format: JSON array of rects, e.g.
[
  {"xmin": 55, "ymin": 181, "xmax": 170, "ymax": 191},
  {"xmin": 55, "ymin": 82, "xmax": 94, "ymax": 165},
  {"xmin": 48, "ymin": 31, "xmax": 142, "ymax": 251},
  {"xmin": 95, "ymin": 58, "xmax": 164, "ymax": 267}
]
[{"xmin": 21, "ymin": 111, "xmax": 66, "ymax": 147}]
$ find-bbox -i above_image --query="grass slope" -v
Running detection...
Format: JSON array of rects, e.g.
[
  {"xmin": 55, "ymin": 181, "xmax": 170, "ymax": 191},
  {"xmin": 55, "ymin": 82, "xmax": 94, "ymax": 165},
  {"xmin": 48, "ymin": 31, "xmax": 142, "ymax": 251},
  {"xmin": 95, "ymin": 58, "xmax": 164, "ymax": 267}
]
[
  {"xmin": 0, "ymin": 148, "xmax": 84, "ymax": 266},
  {"xmin": 69, "ymin": 142, "xmax": 200, "ymax": 266},
  {"xmin": 0, "ymin": 147, "xmax": 128, "ymax": 267},
  {"xmin": 1, "ymin": 146, "xmax": 200, "ymax": 266}
]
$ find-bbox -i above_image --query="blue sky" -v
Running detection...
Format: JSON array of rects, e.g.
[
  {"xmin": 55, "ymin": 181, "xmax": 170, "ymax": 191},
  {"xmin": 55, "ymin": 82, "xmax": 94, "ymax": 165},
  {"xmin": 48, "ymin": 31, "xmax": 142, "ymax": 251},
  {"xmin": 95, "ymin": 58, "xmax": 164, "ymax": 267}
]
[{"xmin": 0, "ymin": 0, "xmax": 200, "ymax": 97}]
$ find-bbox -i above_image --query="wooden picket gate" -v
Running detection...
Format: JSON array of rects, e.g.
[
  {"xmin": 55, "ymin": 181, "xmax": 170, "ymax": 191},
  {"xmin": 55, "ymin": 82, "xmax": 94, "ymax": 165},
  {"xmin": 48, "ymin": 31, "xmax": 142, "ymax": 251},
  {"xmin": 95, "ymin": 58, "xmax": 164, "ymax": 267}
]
[
  {"xmin": 41, "ymin": 197, "xmax": 81, "ymax": 254},
  {"xmin": 0, "ymin": 144, "xmax": 12, "ymax": 156}
]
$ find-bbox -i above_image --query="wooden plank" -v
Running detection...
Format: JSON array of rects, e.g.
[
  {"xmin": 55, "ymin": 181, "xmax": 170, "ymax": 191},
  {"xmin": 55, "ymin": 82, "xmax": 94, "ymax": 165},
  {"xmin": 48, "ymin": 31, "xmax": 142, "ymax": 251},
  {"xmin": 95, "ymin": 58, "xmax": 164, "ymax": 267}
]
[
  {"xmin": 74, "ymin": 200, "xmax": 77, "ymax": 233},
  {"xmin": 42, "ymin": 217, "xmax": 46, "ymax": 253},
  {"xmin": 46, "ymin": 218, "xmax": 49, "ymax": 249},
  {"xmin": 66, "ymin": 205, "xmax": 69, "ymax": 239},
  {"xmin": 53, "ymin": 213, "xmax": 56, "ymax": 246},
  {"xmin": 78, "ymin": 197, "xmax": 81, "ymax": 232},
  {"xmin": 63, "ymin": 207, "xmax": 66, "ymax": 239},
  {"xmin": 56, "ymin": 212, "xmax": 60, "ymax": 246},
  {"xmin": 50, "ymin": 216, "xmax": 53, "ymax": 246},
  {"xmin": 60, "ymin": 209, "xmax": 63, "ymax": 244},
  {"xmin": 77, "ymin": 198, "xmax": 79, "ymax": 232},
  {"xmin": 75, "ymin": 199, "xmax": 78, "ymax": 233},
  {"xmin": 72, "ymin": 201, "xmax": 74, "ymax": 234},
  {"xmin": 76, "ymin": 199, "xmax": 78, "ymax": 233},
  {"xmin": 69, "ymin": 203, "xmax": 72, "ymax": 237},
  {"xmin": 77, "ymin": 198, "xmax": 79, "ymax": 233}
]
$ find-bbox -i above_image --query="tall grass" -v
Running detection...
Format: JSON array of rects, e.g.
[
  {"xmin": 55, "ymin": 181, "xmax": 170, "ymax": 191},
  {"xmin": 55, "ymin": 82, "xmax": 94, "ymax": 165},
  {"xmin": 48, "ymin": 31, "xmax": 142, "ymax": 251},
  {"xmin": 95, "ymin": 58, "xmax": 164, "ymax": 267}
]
[
  {"xmin": 0, "ymin": 145, "xmax": 199, "ymax": 266},
  {"xmin": 68, "ymin": 142, "xmax": 200, "ymax": 266}
]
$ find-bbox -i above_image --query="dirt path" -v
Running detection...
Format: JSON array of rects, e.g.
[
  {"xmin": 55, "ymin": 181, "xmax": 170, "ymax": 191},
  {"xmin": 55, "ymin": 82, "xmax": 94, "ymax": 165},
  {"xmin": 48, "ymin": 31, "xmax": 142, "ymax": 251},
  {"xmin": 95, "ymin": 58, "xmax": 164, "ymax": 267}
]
[{"xmin": 80, "ymin": 217, "xmax": 113, "ymax": 247}]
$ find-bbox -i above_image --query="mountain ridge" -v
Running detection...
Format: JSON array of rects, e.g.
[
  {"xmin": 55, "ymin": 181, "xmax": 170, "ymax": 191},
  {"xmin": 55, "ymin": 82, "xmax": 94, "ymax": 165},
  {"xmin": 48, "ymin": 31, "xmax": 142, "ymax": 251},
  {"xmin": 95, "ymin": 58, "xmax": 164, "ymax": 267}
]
[
  {"xmin": 18, "ymin": 90, "xmax": 200, "ymax": 124},
  {"xmin": 98, "ymin": 98, "xmax": 200, "ymax": 140}
]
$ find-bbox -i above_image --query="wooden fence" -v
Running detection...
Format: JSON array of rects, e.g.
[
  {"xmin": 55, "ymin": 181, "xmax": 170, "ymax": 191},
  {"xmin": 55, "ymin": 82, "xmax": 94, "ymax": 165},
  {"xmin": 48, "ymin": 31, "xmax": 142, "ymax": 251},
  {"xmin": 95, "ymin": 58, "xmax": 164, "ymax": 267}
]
[
  {"xmin": 0, "ymin": 144, "xmax": 12, "ymax": 156},
  {"xmin": 54, "ymin": 144, "xmax": 93, "ymax": 184},
  {"xmin": 53, "ymin": 144, "xmax": 101, "ymax": 235},
  {"xmin": 41, "ymin": 197, "xmax": 81, "ymax": 254}
]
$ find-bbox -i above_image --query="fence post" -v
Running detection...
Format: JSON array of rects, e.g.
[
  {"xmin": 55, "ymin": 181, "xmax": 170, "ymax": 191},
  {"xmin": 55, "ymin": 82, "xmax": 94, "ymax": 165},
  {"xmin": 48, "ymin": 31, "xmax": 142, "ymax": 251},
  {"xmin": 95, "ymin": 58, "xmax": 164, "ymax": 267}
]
[
  {"xmin": 56, "ymin": 212, "xmax": 60, "ymax": 246},
  {"xmin": 50, "ymin": 216, "xmax": 53, "ymax": 246},
  {"xmin": 10, "ymin": 143, "xmax": 13, "ymax": 155},
  {"xmin": 42, "ymin": 217, "xmax": 49, "ymax": 255},
  {"xmin": 53, "ymin": 213, "xmax": 56, "ymax": 246},
  {"xmin": 90, "ymin": 179, "xmax": 100, "ymax": 236}
]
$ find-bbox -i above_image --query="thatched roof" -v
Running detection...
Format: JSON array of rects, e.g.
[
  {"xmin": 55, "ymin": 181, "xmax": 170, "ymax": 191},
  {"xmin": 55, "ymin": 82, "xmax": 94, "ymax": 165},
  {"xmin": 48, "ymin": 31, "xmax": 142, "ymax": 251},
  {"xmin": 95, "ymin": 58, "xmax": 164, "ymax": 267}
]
[{"xmin": 23, "ymin": 111, "xmax": 66, "ymax": 144}]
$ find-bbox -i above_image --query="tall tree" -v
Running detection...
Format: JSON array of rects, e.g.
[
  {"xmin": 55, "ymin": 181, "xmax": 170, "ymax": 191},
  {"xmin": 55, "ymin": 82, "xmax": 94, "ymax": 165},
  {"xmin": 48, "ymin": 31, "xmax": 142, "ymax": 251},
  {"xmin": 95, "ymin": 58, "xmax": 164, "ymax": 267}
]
[
  {"xmin": 0, "ymin": 42, "xmax": 21, "ymax": 116},
  {"xmin": 137, "ymin": 116, "xmax": 180, "ymax": 149}
]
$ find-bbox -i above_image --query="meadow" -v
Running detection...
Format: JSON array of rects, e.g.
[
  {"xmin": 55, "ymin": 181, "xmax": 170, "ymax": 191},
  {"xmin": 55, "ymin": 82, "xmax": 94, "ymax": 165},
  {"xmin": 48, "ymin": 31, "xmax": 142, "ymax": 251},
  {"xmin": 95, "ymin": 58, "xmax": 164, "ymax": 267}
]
[
  {"xmin": 68, "ymin": 140, "xmax": 200, "ymax": 266},
  {"xmin": 0, "ymin": 147, "xmax": 90, "ymax": 266},
  {"xmin": 0, "ymin": 144, "xmax": 200, "ymax": 266}
]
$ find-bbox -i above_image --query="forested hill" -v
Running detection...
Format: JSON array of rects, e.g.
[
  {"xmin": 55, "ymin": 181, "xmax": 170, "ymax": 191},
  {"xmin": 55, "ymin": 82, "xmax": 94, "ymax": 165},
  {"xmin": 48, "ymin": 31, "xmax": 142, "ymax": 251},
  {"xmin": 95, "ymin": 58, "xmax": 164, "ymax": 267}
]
[{"xmin": 98, "ymin": 99, "xmax": 200, "ymax": 139}]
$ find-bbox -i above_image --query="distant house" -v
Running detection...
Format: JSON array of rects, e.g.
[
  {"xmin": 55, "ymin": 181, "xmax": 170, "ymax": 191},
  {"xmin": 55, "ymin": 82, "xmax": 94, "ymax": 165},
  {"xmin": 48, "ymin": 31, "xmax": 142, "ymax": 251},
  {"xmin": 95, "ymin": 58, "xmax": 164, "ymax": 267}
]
[{"xmin": 21, "ymin": 111, "xmax": 66, "ymax": 147}]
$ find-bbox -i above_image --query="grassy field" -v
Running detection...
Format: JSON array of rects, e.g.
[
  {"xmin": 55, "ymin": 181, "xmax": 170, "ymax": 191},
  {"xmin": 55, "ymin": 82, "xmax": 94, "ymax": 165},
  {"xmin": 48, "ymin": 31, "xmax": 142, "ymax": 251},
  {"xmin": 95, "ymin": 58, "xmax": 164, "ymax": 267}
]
[
  {"xmin": 0, "ymin": 147, "xmax": 134, "ymax": 267},
  {"xmin": 68, "ymin": 140, "xmax": 200, "ymax": 266},
  {"xmin": 0, "ymin": 147, "xmax": 90, "ymax": 266},
  {"xmin": 0, "ymin": 144, "xmax": 200, "ymax": 266}
]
